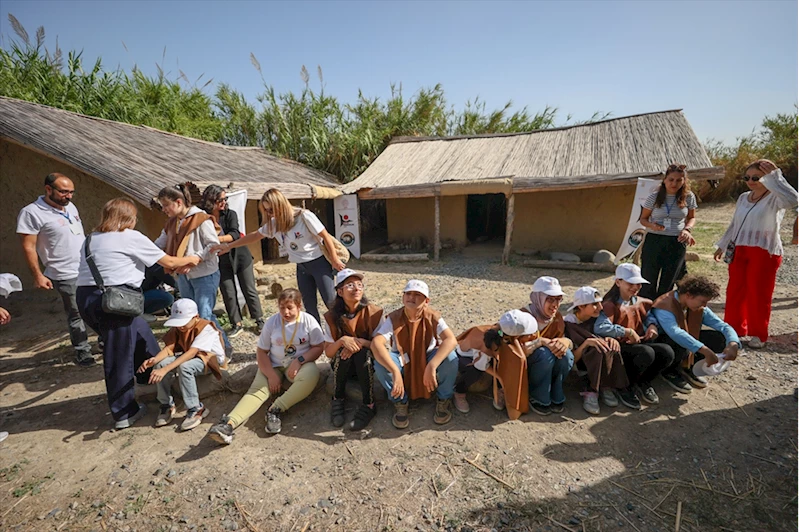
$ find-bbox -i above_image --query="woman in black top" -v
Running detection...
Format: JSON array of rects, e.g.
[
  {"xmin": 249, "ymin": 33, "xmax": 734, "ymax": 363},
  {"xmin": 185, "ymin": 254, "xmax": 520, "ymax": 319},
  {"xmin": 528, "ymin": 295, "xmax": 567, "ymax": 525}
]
[{"xmin": 202, "ymin": 185, "xmax": 264, "ymax": 337}]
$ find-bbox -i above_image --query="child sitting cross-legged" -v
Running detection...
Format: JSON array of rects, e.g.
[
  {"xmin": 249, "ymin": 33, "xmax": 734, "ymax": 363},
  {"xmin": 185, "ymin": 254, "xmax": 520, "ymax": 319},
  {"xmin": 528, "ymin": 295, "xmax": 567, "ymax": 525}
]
[{"xmin": 137, "ymin": 298, "xmax": 227, "ymax": 431}]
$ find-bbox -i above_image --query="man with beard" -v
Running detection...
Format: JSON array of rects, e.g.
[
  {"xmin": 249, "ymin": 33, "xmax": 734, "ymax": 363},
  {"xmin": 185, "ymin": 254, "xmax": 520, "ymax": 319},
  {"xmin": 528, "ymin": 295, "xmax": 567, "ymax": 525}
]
[{"xmin": 17, "ymin": 173, "xmax": 94, "ymax": 367}]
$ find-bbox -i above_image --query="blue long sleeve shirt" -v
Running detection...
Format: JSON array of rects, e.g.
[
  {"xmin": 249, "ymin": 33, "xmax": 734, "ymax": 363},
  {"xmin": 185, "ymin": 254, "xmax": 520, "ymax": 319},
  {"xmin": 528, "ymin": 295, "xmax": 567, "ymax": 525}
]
[
  {"xmin": 593, "ymin": 296, "xmax": 655, "ymax": 339},
  {"xmin": 649, "ymin": 293, "xmax": 741, "ymax": 352}
]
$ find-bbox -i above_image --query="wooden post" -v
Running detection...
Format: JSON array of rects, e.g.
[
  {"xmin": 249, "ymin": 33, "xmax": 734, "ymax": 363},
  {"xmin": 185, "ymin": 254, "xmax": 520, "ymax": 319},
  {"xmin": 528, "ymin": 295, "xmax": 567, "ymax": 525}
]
[
  {"xmin": 434, "ymin": 194, "xmax": 441, "ymax": 261},
  {"xmin": 502, "ymin": 193, "xmax": 515, "ymax": 265}
]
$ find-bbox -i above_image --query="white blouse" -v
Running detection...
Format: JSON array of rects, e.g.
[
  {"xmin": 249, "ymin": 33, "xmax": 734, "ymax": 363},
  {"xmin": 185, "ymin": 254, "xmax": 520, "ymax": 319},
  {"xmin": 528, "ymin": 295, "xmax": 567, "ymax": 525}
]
[{"xmin": 715, "ymin": 169, "xmax": 798, "ymax": 256}]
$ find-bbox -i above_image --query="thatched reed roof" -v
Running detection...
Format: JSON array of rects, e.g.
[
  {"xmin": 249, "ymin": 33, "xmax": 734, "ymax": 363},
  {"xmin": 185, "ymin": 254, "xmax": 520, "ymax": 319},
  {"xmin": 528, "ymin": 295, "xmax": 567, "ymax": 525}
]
[
  {"xmin": 344, "ymin": 110, "xmax": 722, "ymax": 199},
  {"xmin": 0, "ymin": 97, "xmax": 341, "ymax": 206}
]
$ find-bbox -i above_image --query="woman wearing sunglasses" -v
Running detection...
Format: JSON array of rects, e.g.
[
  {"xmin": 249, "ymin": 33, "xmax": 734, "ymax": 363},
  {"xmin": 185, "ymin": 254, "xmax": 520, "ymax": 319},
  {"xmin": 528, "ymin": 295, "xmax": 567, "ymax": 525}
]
[
  {"xmin": 638, "ymin": 164, "xmax": 698, "ymax": 300},
  {"xmin": 714, "ymin": 160, "xmax": 798, "ymax": 349}
]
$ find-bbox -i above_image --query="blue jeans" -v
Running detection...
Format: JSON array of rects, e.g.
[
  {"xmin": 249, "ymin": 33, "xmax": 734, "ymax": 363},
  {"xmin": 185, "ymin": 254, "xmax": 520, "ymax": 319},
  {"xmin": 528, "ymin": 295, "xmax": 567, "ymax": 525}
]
[
  {"xmin": 527, "ymin": 346, "xmax": 574, "ymax": 407},
  {"xmin": 374, "ymin": 349, "xmax": 458, "ymax": 403},
  {"xmin": 144, "ymin": 289, "xmax": 174, "ymax": 315},
  {"xmin": 176, "ymin": 271, "xmax": 230, "ymax": 349},
  {"xmin": 155, "ymin": 356, "xmax": 206, "ymax": 411}
]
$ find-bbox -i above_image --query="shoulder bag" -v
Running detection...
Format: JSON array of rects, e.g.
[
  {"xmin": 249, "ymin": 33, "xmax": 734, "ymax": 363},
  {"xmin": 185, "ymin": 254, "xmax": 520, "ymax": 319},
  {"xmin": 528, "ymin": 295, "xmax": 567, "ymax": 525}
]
[
  {"xmin": 84, "ymin": 234, "xmax": 145, "ymax": 316},
  {"xmin": 723, "ymin": 192, "xmax": 767, "ymax": 264},
  {"xmin": 300, "ymin": 210, "xmax": 350, "ymax": 265}
]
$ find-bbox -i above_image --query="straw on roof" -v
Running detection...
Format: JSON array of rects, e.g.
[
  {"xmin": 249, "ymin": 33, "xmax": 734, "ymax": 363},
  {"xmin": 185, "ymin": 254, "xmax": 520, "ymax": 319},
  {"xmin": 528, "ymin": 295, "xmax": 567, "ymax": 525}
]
[
  {"xmin": 344, "ymin": 110, "xmax": 721, "ymax": 197},
  {"xmin": 0, "ymin": 97, "xmax": 341, "ymax": 206}
]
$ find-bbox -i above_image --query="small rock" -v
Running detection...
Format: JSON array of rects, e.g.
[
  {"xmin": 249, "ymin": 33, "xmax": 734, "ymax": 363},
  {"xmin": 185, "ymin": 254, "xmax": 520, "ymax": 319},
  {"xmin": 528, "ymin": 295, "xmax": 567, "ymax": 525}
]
[
  {"xmin": 91, "ymin": 500, "xmax": 103, "ymax": 509},
  {"xmin": 180, "ymin": 516, "xmax": 189, "ymax": 524},
  {"xmin": 70, "ymin": 502, "xmax": 79, "ymax": 510},
  {"xmin": 746, "ymin": 375, "xmax": 757, "ymax": 381},
  {"xmin": 593, "ymin": 249, "xmax": 616, "ymax": 264},
  {"xmin": 167, "ymin": 470, "xmax": 177, "ymax": 479},
  {"xmin": 550, "ymin": 251, "xmax": 581, "ymax": 263},
  {"xmin": 47, "ymin": 508, "xmax": 61, "ymax": 519},
  {"xmin": 626, "ymin": 503, "xmax": 634, "ymax": 511},
  {"xmin": 568, "ymin": 517, "xmax": 581, "ymax": 526}
]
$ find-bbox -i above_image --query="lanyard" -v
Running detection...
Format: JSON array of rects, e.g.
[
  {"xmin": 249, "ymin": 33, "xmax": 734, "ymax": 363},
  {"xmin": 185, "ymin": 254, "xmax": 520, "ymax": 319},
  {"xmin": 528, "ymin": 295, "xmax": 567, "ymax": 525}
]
[
  {"xmin": 55, "ymin": 209, "xmax": 71, "ymax": 223},
  {"xmin": 664, "ymin": 197, "xmax": 678, "ymax": 216},
  {"xmin": 281, "ymin": 315, "xmax": 300, "ymax": 355}
]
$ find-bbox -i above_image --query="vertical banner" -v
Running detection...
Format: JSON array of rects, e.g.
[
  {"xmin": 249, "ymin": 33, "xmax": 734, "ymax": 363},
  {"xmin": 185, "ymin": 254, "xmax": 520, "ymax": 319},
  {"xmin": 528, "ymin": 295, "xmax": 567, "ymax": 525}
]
[
  {"xmin": 333, "ymin": 194, "xmax": 361, "ymax": 258},
  {"xmin": 223, "ymin": 189, "xmax": 248, "ymax": 310},
  {"xmin": 615, "ymin": 178, "xmax": 661, "ymax": 263}
]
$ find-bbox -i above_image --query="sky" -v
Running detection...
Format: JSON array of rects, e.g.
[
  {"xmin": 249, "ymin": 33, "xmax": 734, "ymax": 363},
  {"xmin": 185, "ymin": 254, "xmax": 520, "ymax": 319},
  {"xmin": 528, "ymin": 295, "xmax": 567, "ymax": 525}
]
[{"xmin": 1, "ymin": 0, "xmax": 796, "ymax": 145}]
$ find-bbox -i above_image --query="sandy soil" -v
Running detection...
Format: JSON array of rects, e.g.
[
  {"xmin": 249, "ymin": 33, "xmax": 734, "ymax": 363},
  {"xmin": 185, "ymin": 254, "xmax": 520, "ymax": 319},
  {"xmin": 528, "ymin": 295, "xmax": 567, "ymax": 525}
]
[{"xmin": 1, "ymin": 203, "xmax": 797, "ymax": 531}]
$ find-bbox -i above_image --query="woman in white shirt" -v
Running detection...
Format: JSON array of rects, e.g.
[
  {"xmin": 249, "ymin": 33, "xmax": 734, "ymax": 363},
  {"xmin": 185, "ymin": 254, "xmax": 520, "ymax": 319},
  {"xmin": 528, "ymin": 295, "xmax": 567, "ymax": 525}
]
[
  {"xmin": 713, "ymin": 159, "xmax": 798, "ymax": 348},
  {"xmin": 211, "ymin": 188, "xmax": 345, "ymax": 323},
  {"xmin": 76, "ymin": 198, "xmax": 201, "ymax": 430}
]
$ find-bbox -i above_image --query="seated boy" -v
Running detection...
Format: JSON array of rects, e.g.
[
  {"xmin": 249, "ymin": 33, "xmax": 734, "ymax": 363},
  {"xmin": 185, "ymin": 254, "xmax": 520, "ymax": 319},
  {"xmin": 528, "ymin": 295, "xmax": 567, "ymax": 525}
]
[
  {"xmin": 138, "ymin": 298, "xmax": 226, "ymax": 430},
  {"xmin": 372, "ymin": 280, "xmax": 458, "ymax": 429}
]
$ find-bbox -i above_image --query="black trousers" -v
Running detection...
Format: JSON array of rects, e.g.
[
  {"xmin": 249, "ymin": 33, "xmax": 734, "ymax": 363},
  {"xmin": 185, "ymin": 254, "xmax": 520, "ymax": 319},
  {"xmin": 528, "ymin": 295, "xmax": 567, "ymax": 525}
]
[
  {"xmin": 77, "ymin": 286, "xmax": 160, "ymax": 422},
  {"xmin": 657, "ymin": 331, "xmax": 727, "ymax": 373},
  {"xmin": 219, "ymin": 258, "xmax": 263, "ymax": 325},
  {"xmin": 332, "ymin": 347, "xmax": 375, "ymax": 405},
  {"xmin": 640, "ymin": 233, "xmax": 687, "ymax": 300},
  {"xmin": 455, "ymin": 354, "xmax": 485, "ymax": 394},
  {"xmin": 619, "ymin": 342, "xmax": 675, "ymax": 386}
]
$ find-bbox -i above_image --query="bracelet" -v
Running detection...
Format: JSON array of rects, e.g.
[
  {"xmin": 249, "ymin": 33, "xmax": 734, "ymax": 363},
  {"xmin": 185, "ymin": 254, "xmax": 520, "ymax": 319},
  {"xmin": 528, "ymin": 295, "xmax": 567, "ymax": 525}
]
[{"xmin": 684, "ymin": 227, "xmax": 693, "ymax": 233}]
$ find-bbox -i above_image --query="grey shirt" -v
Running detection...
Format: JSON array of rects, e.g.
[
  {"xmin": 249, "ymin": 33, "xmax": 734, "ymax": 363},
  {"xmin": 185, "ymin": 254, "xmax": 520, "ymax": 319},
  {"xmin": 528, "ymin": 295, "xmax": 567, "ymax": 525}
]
[{"xmin": 643, "ymin": 191, "xmax": 697, "ymax": 236}]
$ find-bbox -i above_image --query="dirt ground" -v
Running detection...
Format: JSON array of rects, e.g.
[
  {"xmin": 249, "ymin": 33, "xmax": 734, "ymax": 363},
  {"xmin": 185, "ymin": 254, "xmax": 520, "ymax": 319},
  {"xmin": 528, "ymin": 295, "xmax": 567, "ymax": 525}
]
[{"xmin": 1, "ymin": 203, "xmax": 797, "ymax": 532}]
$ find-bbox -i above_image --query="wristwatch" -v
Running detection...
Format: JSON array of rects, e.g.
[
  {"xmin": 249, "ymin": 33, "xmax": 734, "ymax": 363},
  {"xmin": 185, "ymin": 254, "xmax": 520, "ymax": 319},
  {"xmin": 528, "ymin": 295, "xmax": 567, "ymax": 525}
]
[{"xmin": 297, "ymin": 355, "xmax": 306, "ymax": 364}]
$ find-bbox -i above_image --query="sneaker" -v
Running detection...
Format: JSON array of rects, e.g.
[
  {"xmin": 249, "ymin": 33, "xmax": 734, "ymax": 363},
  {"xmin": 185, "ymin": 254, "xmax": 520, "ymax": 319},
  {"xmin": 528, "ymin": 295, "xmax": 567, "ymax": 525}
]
[
  {"xmin": 181, "ymin": 406, "xmax": 209, "ymax": 431},
  {"xmin": 748, "ymin": 337, "xmax": 765, "ymax": 349},
  {"xmin": 492, "ymin": 388, "xmax": 506, "ymax": 411},
  {"xmin": 453, "ymin": 392, "xmax": 470, "ymax": 414},
  {"xmin": 637, "ymin": 383, "xmax": 659, "ymax": 405},
  {"xmin": 680, "ymin": 368, "xmax": 708, "ymax": 389},
  {"xmin": 331, "ymin": 398, "xmax": 346, "ymax": 428},
  {"xmin": 392, "ymin": 402, "xmax": 410, "ymax": 429},
  {"xmin": 228, "ymin": 325, "xmax": 244, "ymax": 339},
  {"xmin": 255, "ymin": 319, "xmax": 266, "ymax": 330},
  {"xmin": 225, "ymin": 345, "xmax": 234, "ymax": 359},
  {"xmin": 349, "ymin": 404, "xmax": 376, "ymax": 431},
  {"xmin": 434, "ymin": 398, "xmax": 453, "ymax": 425},
  {"xmin": 530, "ymin": 401, "xmax": 552, "ymax": 416},
  {"xmin": 208, "ymin": 422, "xmax": 234, "ymax": 445},
  {"xmin": 75, "ymin": 352, "xmax": 96, "ymax": 367},
  {"xmin": 550, "ymin": 402, "xmax": 564, "ymax": 414},
  {"xmin": 155, "ymin": 404, "xmax": 175, "ymax": 427},
  {"xmin": 114, "ymin": 403, "xmax": 147, "ymax": 430},
  {"xmin": 618, "ymin": 388, "xmax": 641, "ymax": 410},
  {"xmin": 582, "ymin": 392, "xmax": 600, "ymax": 415},
  {"xmin": 600, "ymin": 389, "xmax": 619, "ymax": 407},
  {"xmin": 661, "ymin": 372, "xmax": 692, "ymax": 394},
  {"xmin": 265, "ymin": 407, "xmax": 282, "ymax": 434}
]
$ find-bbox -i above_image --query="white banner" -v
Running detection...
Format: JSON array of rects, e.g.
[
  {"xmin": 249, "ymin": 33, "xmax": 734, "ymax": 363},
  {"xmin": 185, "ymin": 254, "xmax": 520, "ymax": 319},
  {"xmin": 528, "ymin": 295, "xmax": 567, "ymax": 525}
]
[
  {"xmin": 224, "ymin": 189, "xmax": 248, "ymax": 310},
  {"xmin": 615, "ymin": 178, "xmax": 661, "ymax": 263},
  {"xmin": 333, "ymin": 194, "xmax": 361, "ymax": 259}
]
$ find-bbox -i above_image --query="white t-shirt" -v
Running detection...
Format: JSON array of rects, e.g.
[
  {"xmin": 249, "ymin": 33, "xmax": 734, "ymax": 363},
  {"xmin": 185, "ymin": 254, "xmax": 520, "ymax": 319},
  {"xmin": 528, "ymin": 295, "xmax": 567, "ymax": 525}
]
[
  {"xmin": 258, "ymin": 210, "xmax": 325, "ymax": 263},
  {"xmin": 16, "ymin": 197, "xmax": 86, "ymax": 280},
  {"xmin": 76, "ymin": 229, "xmax": 166, "ymax": 287},
  {"xmin": 187, "ymin": 324, "xmax": 226, "ymax": 365},
  {"xmin": 257, "ymin": 311, "xmax": 325, "ymax": 368},
  {"xmin": 375, "ymin": 315, "xmax": 449, "ymax": 354}
]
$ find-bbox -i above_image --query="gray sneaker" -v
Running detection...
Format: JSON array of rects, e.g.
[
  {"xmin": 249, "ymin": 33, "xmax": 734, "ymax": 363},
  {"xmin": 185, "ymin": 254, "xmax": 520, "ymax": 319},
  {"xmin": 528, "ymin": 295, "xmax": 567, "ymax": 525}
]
[
  {"xmin": 600, "ymin": 389, "xmax": 619, "ymax": 407},
  {"xmin": 155, "ymin": 404, "xmax": 175, "ymax": 427},
  {"xmin": 208, "ymin": 422, "xmax": 234, "ymax": 445},
  {"xmin": 265, "ymin": 407, "xmax": 282, "ymax": 434},
  {"xmin": 582, "ymin": 392, "xmax": 600, "ymax": 415},
  {"xmin": 75, "ymin": 352, "xmax": 96, "ymax": 367},
  {"xmin": 180, "ymin": 406, "xmax": 209, "ymax": 431},
  {"xmin": 115, "ymin": 404, "xmax": 147, "ymax": 430}
]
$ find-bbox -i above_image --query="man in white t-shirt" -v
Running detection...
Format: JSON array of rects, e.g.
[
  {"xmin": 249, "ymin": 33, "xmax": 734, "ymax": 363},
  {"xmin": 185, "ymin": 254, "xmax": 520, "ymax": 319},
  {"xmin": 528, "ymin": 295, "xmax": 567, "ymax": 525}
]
[{"xmin": 16, "ymin": 173, "xmax": 94, "ymax": 367}]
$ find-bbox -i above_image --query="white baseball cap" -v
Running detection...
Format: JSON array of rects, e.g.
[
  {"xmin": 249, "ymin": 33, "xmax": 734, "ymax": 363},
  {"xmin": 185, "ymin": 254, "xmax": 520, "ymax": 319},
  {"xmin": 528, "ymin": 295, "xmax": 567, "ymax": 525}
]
[
  {"xmin": 567, "ymin": 286, "xmax": 602, "ymax": 312},
  {"xmin": 164, "ymin": 298, "xmax": 199, "ymax": 327},
  {"xmin": 335, "ymin": 268, "xmax": 364, "ymax": 288},
  {"xmin": 615, "ymin": 263, "xmax": 649, "ymax": 285},
  {"xmin": 532, "ymin": 276, "xmax": 564, "ymax": 297},
  {"xmin": 498, "ymin": 309, "xmax": 538, "ymax": 337},
  {"xmin": 403, "ymin": 279, "xmax": 430, "ymax": 298}
]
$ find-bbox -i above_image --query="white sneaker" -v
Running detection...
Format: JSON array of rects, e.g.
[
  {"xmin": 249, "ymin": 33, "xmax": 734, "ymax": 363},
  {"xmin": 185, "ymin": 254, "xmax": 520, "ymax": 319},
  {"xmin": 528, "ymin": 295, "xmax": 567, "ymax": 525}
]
[
  {"xmin": 748, "ymin": 337, "xmax": 765, "ymax": 349},
  {"xmin": 600, "ymin": 389, "xmax": 619, "ymax": 407}
]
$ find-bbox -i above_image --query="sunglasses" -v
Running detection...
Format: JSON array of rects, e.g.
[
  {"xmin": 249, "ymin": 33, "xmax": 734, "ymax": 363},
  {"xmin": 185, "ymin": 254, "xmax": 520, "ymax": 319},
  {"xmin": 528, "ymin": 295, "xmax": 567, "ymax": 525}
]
[
  {"xmin": 666, "ymin": 164, "xmax": 687, "ymax": 174},
  {"xmin": 742, "ymin": 175, "xmax": 761, "ymax": 182}
]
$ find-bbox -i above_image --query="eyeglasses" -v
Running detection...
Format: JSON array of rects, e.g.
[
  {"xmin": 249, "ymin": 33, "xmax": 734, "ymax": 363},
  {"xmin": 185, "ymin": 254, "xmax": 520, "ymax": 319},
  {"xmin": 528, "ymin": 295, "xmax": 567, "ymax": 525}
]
[
  {"xmin": 51, "ymin": 187, "xmax": 75, "ymax": 196},
  {"xmin": 341, "ymin": 282, "xmax": 364, "ymax": 291},
  {"xmin": 545, "ymin": 296, "xmax": 563, "ymax": 304},
  {"xmin": 742, "ymin": 175, "xmax": 761, "ymax": 182}
]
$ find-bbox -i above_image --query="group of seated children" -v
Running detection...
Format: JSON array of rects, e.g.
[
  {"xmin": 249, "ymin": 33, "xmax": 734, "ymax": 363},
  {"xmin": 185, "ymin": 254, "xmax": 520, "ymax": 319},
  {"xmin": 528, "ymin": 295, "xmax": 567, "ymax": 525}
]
[{"xmin": 135, "ymin": 264, "xmax": 742, "ymax": 443}]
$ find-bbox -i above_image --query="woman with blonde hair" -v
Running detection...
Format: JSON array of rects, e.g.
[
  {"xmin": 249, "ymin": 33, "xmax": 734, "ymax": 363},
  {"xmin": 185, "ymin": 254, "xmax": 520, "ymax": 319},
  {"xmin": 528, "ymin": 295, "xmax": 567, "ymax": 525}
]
[
  {"xmin": 76, "ymin": 198, "xmax": 201, "ymax": 429},
  {"xmin": 211, "ymin": 188, "xmax": 345, "ymax": 322}
]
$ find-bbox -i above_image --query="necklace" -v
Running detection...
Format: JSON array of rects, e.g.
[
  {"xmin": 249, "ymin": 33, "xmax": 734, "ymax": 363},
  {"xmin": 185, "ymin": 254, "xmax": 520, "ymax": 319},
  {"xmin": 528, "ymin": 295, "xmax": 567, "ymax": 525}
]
[{"xmin": 281, "ymin": 315, "xmax": 300, "ymax": 356}]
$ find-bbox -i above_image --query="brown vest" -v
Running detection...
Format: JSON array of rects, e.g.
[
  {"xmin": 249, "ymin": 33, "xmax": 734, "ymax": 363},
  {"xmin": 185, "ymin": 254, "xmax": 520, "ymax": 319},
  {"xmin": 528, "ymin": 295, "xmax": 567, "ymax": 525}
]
[
  {"xmin": 163, "ymin": 211, "xmax": 218, "ymax": 257},
  {"xmin": 602, "ymin": 297, "xmax": 653, "ymax": 339},
  {"xmin": 323, "ymin": 304, "xmax": 384, "ymax": 342},
  {"xmin": 652, "ymin": 290, "xmax": 703, "ymax": 365},
  {"xmin": 387, "ymin": 306, "xmax": 441, "ymax": 400},
  {"xmin": 520, "ymin": 306, "xmax": 566, "ymax": 339},
  {"xmin": 161, "ymin": 318, "xmax": 226, "ymax": 380}
]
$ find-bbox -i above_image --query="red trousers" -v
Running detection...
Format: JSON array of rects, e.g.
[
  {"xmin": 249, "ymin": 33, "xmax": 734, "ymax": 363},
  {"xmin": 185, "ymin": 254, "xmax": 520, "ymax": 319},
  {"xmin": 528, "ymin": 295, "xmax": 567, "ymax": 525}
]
[{"xmin": 724, "ymin": 245, "xmax": 782, "ymax": 341}]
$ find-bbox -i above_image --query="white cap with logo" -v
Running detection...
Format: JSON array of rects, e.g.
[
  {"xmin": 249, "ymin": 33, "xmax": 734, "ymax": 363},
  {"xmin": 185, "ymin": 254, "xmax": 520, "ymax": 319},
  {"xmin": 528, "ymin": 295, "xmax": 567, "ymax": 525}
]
[
  {"xmin": 403, "ymin": 279, "xmax": 430, "ymax": 298},
  {"xmin": 615, "ymin": 263, "xmax": 649, "ymax": 285},
  {"xmin": 498, "ymin": 309, "xmax": 538, "ymax": 337},
  {"xmin": 335, "ymin": 268, "xmax": 364, "ymax": 288},
  {"xmin": 164, "ymin": 298, "xmax": 199, "ymax": 327},
  {"xmin": 567, "ymin": 286, "xmax": 603, "ymax": 312},
  {"xmin": 531, "ymin": 276, "xmax": 564, "ymax": 297}
]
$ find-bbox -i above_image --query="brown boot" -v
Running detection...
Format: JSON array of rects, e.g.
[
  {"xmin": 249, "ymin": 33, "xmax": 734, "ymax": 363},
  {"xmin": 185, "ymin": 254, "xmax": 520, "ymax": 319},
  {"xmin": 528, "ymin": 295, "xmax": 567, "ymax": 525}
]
[
  {"xmin": 392, "ymin": 402, "xmax": 410, "ymax": 429},
  {"xmin": 434, "ymin": 398, "xmax": 452, "ymax": 425}
]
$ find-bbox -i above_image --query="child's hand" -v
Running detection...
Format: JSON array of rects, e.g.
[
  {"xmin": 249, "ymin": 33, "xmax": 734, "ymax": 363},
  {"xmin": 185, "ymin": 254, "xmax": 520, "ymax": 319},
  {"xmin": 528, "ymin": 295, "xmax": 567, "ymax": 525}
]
[
  {"xmin": 625, "ymin": 328, "xmax": 641, "ymax": 344},
  {"xmin": 137, "ymin": 358, "xmax": 156, "ymax": 374},
  {"xmin": 722, "ymin": 342, "xmax": 739, "ymax": 362},
  {"xmin": 423, "ymin": 363, "xmax": 438, "ymax": 393},
  {"xmin": 390, "ymin": 370, "xmax": 405, "ymax": 399},
  {"xmin": 606, "ymin": 337, "xmax": 621, "ymax": 353},
  {"xmin": 340, "ymin": 336, "xmax": 361, "ymax": 354},
  {"xmin": 286, "ymin": 358, "xmax": 302, "ymax": 380},
  {"xmin": 265, "ymin": 368, "xmax": 282, "ymax": 394},
  {"xmin": 149, "ymin": 367, "xmax": 168, "ymax": 384},
  {"xmin": 643, "ymin": 324, "xmax": 659, "ymax": 341}
]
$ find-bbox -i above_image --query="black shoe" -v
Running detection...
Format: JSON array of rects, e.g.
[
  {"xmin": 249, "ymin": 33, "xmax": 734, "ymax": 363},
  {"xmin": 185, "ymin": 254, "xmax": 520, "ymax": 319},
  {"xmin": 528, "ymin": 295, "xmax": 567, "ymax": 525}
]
[
  {"xmin": 661, "ymin": 372, "xmax": 692, "ymax": 394},
  {"xmin": 679, "ymin": 368, "xmax": 708, "ymax": 389},
  {"xmin": 618, "ymin": 388, "xmax": 641, "ymax": 410},
  {"xmin": 255, "ymin": 319, "xmax": 265, "ymax": 330},
  {"xmin": 265, "ymin": 407, "xmax": 282, "ymax": 434},
  {"xmin": 208, "ymin": 422, "xmax": 234, "ymax": 445},
  {"xmin": 349, "ymin": 404, "xmax": 376, "ymax": 431},
  {"xmin": 530, "ymin": 401, "xmax": 552, "ymax": 416},
  {"xmin": 550, "ymin": 402, "xmax": 565, "ymax": 414},
  {"xmin": 228, "ymin": 325, "xmax": 244, "ymax": 339},
  {"xmin": 637, "ymin": 383, "xmax": 659, "ymax": 405},
  {"xmin": 331, "ymin": 398, "xmax": 346, "ymax": 428},
  {"xmin": 75, "ymin": 353, "xmax": 96, "ymax": 367}
]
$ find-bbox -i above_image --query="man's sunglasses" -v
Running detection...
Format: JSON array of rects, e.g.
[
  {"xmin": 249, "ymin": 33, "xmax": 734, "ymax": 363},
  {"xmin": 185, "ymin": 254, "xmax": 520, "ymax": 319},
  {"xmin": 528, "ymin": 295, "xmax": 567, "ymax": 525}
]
[{"xmin": 742, "ymin": 175, "xmax": 761, "ymax": 182}]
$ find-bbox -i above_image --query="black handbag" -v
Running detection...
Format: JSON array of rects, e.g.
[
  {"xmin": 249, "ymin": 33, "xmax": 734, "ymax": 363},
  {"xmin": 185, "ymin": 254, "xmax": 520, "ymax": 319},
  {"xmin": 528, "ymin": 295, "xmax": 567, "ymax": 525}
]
[{"xmin": 84, "ymin": 234, "xmax": 144, "ymax": 317}]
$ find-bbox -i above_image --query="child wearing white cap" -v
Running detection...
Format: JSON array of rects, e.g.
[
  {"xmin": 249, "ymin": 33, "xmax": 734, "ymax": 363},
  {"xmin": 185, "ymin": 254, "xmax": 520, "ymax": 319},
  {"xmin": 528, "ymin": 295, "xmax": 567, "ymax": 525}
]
[
  {"xmin": 372, "ymin": 279, "xmax": 458, "ymax": 428},
  {"xmin": 563, "ymin": 287, "xmax": 632, "ymax": 414},
  {"xmin": 137, "ymin": 298, "xmax": 226, "ymax": 431},
  {"xmin": 521, "ymin": 276, "xmax": 574, "ymax": 416},
  {"xmin": 595, "ymin": 263, "xmax": 676, "ymax": 404},
  {"xmin": 323, "ymin": 269, "xmax": 384, "ymax": 431}
]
